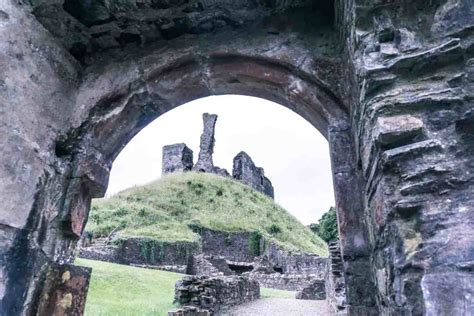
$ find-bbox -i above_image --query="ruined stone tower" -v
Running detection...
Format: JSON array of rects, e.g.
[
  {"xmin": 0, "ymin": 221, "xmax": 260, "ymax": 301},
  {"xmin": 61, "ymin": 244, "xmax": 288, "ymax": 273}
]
[
  {"xmin": 162, "ymin": 114, "xmax": 274, "ymax": 198},
  {"xmin": 233, "ymin": 152, "xmax": 275, "ymax": 199},
  {"xmin": 193, "ymin": 113, "xmax": 218, "ymax": 173},
  {"xmin": 162, "ymin": 144, "xmax": 194, "ymax": 174}
]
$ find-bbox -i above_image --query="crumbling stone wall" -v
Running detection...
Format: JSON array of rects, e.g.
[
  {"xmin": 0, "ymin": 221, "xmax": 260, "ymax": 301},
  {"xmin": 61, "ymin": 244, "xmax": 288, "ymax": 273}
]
[
  {"xmin": 233, "ymin": 152, "xmax": 275, "ymax": 198},
  {"xmin": 162, "ymin": 144, "xmax": 194, "ymax": 173},
  {"xmin": 198, "ymin": 228, "xmax": 262, "ymax": 263},
  {"xmin": 325, "ymin": 241, "xmax": 347, "ymax": 314},
  {"xmin": 162, "ymin": 114, "xmax": 275, "ymax": 198},
  {"xmin": 339, "ymin": 1, "xmax": 474, "ymax": 314},
  {"xmin": 80, "ymin": 238, "xmax": 201, "ymax": 268},
  {"xmin": 173, "ymin": 275, "xmax": 260, "ymax": 314},
  {"xmin": 266, "ymin": 243, "xmax": 327, "ymax": 277},
  {"xmin": 296, "ymin": 279, "xmax": 326, "ymax": 300},
  {"xmin": 242, "ymin": 272, "xmax": 319, "ymax": 292}
]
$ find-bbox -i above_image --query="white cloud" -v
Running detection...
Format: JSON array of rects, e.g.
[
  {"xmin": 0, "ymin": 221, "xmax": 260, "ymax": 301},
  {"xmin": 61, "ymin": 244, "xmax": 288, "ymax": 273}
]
[{"xmin": 106, "ymin": 95, "xmax": 335, "ymax": 224}]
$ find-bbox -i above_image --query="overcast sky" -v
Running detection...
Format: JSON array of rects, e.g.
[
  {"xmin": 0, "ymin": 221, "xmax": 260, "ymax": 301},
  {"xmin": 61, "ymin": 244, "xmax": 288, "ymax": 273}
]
[{"xmin": 106, "ymin": 95, "xmax": 335, "ymax": 225}]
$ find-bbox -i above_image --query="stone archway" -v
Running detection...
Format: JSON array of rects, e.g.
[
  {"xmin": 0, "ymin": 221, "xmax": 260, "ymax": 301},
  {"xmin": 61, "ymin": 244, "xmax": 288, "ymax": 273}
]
[{"xmin": 1, "ymin": 0, "xmax": 473, "ymax": 315}]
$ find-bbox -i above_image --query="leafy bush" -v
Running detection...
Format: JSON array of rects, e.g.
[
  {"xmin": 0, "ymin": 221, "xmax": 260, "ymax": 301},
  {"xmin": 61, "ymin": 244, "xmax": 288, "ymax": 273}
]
[{"xmin": 309, "ymin": 207, "xmax": 338, "ymax": 243}]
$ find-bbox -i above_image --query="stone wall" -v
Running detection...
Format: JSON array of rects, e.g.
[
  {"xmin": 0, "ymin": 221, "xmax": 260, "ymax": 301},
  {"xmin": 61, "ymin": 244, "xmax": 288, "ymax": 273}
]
[
  {"xmin": 232, "ymin": 152, "xmax": 274, "ymax": 198},
  {"xmin": 266, "ymin": 243, "xmax": 328, "ymax": 277},
  {"xmin": 187, "ymin": 254, "xmax": 235, "ymax": 277},
  {"xmin": 198, "ymin": 228, "xmax": 261, "ymax": 263},
  {"xmin": 242, "ymin": 272, "xmax": 317, "ymax": 291},
  {"xmin": 162, "ymin": 114, "xmax": 274, "ymax": 198},
  {"xmin": 162, "ymin": 144, "xmax": 194, "ymax": 174},
  {"xmin": 80, "ymin": 238, "xmax": 201, "ymax": 267},
  {"xmin": 325, "ymin": 241, "xmax": 346, "ymax": 314},
  {"xmin": 296, "ymin": 279, "xmax": 326, "ymax": 300},
  {"xmin": 173, "ymin": 275, "xmax": 260, "ymax": 314}
]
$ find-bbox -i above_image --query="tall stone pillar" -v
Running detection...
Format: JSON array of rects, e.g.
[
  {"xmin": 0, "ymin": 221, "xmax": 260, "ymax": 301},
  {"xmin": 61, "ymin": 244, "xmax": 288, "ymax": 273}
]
[{"xmin": 194, "ymin": 113, "xmax": 218, "ymax": 173}]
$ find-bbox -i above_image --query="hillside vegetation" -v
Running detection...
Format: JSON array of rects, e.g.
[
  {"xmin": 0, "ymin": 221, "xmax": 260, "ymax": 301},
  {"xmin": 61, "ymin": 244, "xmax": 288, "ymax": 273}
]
[{"xmin": 87, "ymin": 172, "xmax": 328, "ymax": 256}]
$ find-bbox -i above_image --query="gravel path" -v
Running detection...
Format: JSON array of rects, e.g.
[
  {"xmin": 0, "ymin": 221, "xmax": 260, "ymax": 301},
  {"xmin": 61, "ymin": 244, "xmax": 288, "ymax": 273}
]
[{"xmin": 227, "ymin": 298, "xmax": 332, "ymax": 316}]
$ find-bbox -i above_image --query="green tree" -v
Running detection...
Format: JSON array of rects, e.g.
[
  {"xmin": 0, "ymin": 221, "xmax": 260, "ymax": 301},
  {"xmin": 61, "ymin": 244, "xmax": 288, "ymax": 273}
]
[{"xmin": 309, "ymin": 207, "xmax": 338, "ymax": 243}]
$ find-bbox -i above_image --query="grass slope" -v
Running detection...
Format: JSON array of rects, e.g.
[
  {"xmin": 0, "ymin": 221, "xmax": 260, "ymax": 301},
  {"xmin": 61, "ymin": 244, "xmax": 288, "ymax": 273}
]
[
  {"xmin": 87, "ymin": 172, "xmax": 328, "ymax": 256},
  {"xmin": 77, "ymin": 259, "xmax": 297, "ymax": 315}
]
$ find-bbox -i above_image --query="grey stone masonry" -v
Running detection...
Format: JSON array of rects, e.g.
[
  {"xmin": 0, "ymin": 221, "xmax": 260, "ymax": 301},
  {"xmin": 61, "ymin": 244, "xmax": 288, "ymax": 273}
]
[
  {"xmin": 173, "ymin": 275, "xmax": 260, "ymax": 314},
  {"xmin": 162, "ymin": 143, "xmax": 194, "ymax": 174},
  {"xmin": 296, "ymin": 279, "xmax": 326, "ymax": 300},
  {"xmin": 232, "ymin": 152, "xmax": 274, "ymax": 199},
  {"xmin": 193, "ymin": 113, "xmax": 218, "ymax": 173}
]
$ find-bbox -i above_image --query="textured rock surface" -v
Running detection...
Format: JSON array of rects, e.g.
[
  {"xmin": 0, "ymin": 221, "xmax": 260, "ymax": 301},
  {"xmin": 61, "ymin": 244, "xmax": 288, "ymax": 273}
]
[
  {"xmin": 36, "ymin": 264, "xmax": 91, "ymax": 316},
  {"xmin": 0, "ymin": 0, "xmax": 473, "ymax": 314},
  {"xmin": 243, "ymin": 272, "xmax": 320, "ymax": 292},
  {"xmin": 194, "ymin": 113, "xmax": 218, "ymax": 173},
  {"xmin": 325, "ymin": 241, "xmax": 347, "ymax": 314},
  {"xmin": 296, "ymin": 279, "xmax": 326, "ymax": 300},
  {"xmin": 232, "ymin": 152, "xmax": 274, "ymax": 198},
  {"xmin": 162, "ymin": 143, "xmax": 194, "ymax": 174},
  {"xmin": 174, "ymin": 275, "xmax": 260, "ymax": 314}
]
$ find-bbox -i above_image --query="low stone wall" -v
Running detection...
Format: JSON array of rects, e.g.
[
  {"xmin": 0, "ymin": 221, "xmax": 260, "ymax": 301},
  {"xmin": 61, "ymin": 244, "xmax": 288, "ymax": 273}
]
[
  {"xmin": 266, "ymin": 243, "xmax": 328, "ymax": 276},
  {"xmin": 79, "ymin": 237, "xmax": 201, "ymax": 266},
  {"xmin": 173, "ymin": 275, "xmax": 260, "ymax": 314},
  {"xmin": 198, "ymin": 228, "xmax": 262, "ymax": 262},
  {"xmin": 116, "ymin": 238, "xmax": 201, "ymax": 266},
  {"xmin": 187, "ymin": 254, "xmax": 235, "ymax": 276},
  {"xmin": 243, "ymin": 272, "xmax": 320, "ymax": 291}
]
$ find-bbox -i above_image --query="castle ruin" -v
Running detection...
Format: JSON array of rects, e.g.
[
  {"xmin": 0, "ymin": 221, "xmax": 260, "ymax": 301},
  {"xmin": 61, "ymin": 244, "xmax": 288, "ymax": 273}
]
[{"xmin": 163, "ymin": 113, "xmax": 275, "ymax": 199}]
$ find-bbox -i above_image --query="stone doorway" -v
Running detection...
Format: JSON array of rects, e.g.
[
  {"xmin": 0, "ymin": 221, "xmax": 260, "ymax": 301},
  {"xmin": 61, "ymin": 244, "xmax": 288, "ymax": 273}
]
[{"xmin": 1, "ymin": 0, "xmax": 472, "ymax": 315}]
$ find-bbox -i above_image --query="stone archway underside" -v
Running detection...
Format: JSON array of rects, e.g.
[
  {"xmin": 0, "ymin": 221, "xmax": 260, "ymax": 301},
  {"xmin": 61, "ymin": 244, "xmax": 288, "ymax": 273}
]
[{"xmin": 0, "ymin": 0, "xmax": 473, "ymax": 315}]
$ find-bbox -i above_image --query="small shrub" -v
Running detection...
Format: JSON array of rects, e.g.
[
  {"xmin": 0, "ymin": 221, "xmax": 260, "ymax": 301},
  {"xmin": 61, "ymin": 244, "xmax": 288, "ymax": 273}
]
[
  {"xmin": 267, "ymin": 224, "xmax": 282, "ymax": 236},
  {"xmin": 248, "ymin": 231, "xmax": 262, "ymax": 256}
]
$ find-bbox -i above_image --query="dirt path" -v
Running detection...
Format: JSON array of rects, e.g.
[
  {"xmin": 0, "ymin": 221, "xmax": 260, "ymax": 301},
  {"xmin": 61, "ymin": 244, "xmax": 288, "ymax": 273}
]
[{"xmin": 227, "ymin": 298, "xmax": 333, "ymax": 316}]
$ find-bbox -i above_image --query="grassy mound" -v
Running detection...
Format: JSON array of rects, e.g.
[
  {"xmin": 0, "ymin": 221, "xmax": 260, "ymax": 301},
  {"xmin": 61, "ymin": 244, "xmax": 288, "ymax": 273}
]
[{"xmin": 87, "ymin": 172, "xmax": 328, "ymax": 256}]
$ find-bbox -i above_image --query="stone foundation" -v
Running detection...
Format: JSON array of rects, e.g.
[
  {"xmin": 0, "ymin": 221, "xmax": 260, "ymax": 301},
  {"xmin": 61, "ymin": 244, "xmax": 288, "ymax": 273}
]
[
  {"xmin": 243, "ymin": 272, "xmax": 319, "ymax": 292},
  {"xmin": 173, "ymin": 275, "xmax": 260, "ymax": 314}
]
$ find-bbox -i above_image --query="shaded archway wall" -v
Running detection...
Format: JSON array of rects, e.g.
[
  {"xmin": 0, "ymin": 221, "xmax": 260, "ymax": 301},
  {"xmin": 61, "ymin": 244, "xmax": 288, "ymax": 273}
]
[
  {"xmin": 0, "ymin": 2, "xmax": 377, "ymax": 313},
  {"xmin": 337, "ymin": 0, "xmax": 474, "ymax": 315}
]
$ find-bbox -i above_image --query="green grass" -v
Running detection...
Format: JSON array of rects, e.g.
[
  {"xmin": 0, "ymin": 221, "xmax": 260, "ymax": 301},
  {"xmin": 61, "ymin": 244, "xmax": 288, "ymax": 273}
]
[
  {"xmin": 77, "ymin": 259, "xmax": 299, "ymax": 315},
  {"xmin": 76, "ymin": 258, "xmax": 183, "ymax": 316},
  {"xmin": 87, "ymin": 172, "xmax": 328, "ymax": 256},
  {"xmin": 261, "ymin": 287, "xmax": 296, "ymax": 299}
]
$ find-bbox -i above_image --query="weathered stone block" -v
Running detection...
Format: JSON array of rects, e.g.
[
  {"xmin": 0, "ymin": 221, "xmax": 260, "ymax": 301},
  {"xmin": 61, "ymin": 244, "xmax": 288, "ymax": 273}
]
[
  {"xmin": 36, "ymin": 264, "xmax": 91, "ymax": 316},
  {"xmin": 374, "ymin": 115, "xmax": 424, "ymax": 147},
  {"xmin": 173, "ymin": 275, "xmax": 260, "ymax": 314},
  {"xmin": 162, "ymin": 143, "xmax": 194, "ymax": 174}
]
